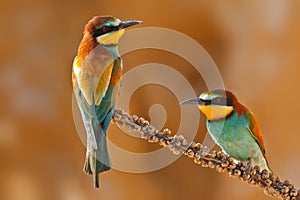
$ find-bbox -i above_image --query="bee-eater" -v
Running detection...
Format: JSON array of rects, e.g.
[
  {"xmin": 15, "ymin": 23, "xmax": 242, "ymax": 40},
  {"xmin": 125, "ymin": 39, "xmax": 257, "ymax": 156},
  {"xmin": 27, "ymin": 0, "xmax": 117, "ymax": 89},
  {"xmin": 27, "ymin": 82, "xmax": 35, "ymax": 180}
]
[
  {"xmin": 72, "ymin": 16, "xmax": 142, "ymax": 187},
  {"xmin": 181, "ymin": 89, "xmax": 271, "ymax": 172}
]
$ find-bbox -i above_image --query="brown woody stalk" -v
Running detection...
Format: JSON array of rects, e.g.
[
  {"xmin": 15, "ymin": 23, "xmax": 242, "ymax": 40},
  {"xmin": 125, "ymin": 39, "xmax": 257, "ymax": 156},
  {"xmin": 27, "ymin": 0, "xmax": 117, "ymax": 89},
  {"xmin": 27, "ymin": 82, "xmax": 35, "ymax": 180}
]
[{"xmin": 112, "ymin": 108, "xmax": 299, "ymax": 200}]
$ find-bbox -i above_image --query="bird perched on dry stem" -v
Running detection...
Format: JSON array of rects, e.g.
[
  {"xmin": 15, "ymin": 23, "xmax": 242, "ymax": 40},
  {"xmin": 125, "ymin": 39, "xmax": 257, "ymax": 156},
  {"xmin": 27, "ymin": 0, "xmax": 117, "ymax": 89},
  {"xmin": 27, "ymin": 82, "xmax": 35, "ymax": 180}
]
[
  {"xmin": 113, "ymin": 108, "xmax": 299, "ymax": 199},
  {"xmin": 181, "ymin": 89, "xmax": 272, "ymax": 173},
  {"xmin": 72, "ymin": 16, "xmax": 142, "ymax": 187}
]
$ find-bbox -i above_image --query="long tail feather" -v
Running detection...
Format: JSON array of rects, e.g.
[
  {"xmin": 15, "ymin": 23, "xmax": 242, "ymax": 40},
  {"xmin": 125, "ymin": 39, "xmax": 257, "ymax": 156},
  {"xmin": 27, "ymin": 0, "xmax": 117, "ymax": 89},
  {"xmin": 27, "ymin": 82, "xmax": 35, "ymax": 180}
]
[{"xmin": 84, "ymin": 123, "xmax": 111, "ymax": 188}]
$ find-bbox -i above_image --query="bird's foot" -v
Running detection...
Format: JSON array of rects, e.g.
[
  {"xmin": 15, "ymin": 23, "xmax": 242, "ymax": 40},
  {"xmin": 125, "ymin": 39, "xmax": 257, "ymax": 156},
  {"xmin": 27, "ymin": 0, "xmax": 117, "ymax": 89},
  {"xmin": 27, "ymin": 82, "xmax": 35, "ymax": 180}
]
[{"xmin": 246, "ymin": 157, "xmax": 252, "ymax": 174}]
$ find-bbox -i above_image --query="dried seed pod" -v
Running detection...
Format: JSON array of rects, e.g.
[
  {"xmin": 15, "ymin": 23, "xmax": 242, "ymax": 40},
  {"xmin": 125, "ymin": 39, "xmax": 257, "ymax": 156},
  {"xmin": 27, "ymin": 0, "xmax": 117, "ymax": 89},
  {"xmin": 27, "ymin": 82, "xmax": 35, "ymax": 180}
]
[
  {"xmin": 274, "ymin": 190, "xmax": 281, "ymax": 198},
  {"xmin": 228, "ymin": 162, "xmax": 236, "ymax": 170},
  {"xmin": 199, "ymin": 146, "xmax": 209, "ymax": 157},
  {"xmin": 137, "ymin": 117, "xmax": 145, "ymax": 125},
  {"xmin": 254, "ymin": 173, "xmax": 262, "ymax": 182},
  {"xmin": 166, "ymin": 138, "xmax": 172, "ymax": 145},
  {"xmin": 162, "ymin": 128, "xmax": 171, "ymax": 135},
  {"xmin": 215, "ymin": 164, "xmax": 225, "ymax": 173},
  {"xmin": 141, "ymin": 132, "xmax": 148, "ymax": 140},
  {"xmin": 143, "ymin": 120, "xmax": 150, "ymax": 126},
  {"xmin": 281, "ymin": 186, "xmax": 290, "ymax": 194},
  {"xmin": 228, "ymin": 169, "xmax": 234, "ymax": 177},
  {"xmin": 253, "ymin": 165, "xmax": 261, "ymax": 173},
  {"xmin": 265, "ymin": 187, "xmax": 275, "ymax": 195},
  {"xmin": 208, "ymin": 150, "xmax": 217, "ymax": 159},
  {"xmin": 290, "ymin": 189, "xmax": 298, "ymax": 197},
  {"xmin": 264, "ymin": 179, "xmax": 272, "ymax": 187},
  {"xmin": 159, "ymin": 138, "xmax": 168, "ymax": 147},
  {"xmin": 194, "ymin": 152, "xmax": 201, "ymax": 160},
  {"xmin": 208, "ymin": 161, "xmax": 215, "ymax": 169},
  {"xmin": 194, "ymin": 157, "xmax": 201, "ymax": 164},
  {"xmin": 250, "ymin": 168, "xmax": 257, "ymax": 176},
  {"xmin": 113, "ymin": 113, "xmax": 122, "ymax": 121},
  {"xmin": 282, "ymin": 193, "xmax": 289, "ymax": 199},
  {"xmin": 141, "ymin": 126, "xmax": 148, "ymax": 132},
  {"xmin": 177, "ymin": 135, "xmax": 185, "ymax": 140},
  {"xmin": 131, "ymin": 115, "xmax": 138, "ymax": 122},
  {"xmin": 131, "ymin": 124, "xmax": 140, "ymax": 132},
  {"xmin": 290, "ymin": 184, "xmax": 296, "ymax": 190},
  {"xmin": 270, "ymin": 174, "xmax": 279, "ymax": 183},
  {"xmin": 201, "ymin": 159, "xmax": 209, "ymax": 168},
  {"xmin": 147, "ymin": 125, "xmax": 156, "ymax": 134},
  {"xmin": 216, "ymin": 151, "xmax": 225, "ymax": 159},
  {"xmin": 248, "ymin": 177, "xmax": 256, "ymax": 185},
  {"xmin": 221, "ymin": 159, "xmax": 229, "ymax": 168},
  {"xmin": 234, "ymin": 169, "xmax": 241, "ymax": 177},
  {"xmin": 118, "ymin": 121, "xmax": 125, "ymax": 128},
  {"xmin": 148, "ymin": 135, "xmax": 158, "ymax": 143},
  {"xmin": 261, "ymin": 169, "xmax": 270, "ymax": 180},
  {"xmin": 186, "ymin": 149, "xmax": 194, "ymax": 158},
  {"xmin": 181, "ymin": 138, "xmax": 188, "ymax": 146},
  {"xmin": 241, "ymin": 173, "xmax": 250, "ymax": 180},
  {"xmin": 172, "ymin": 148, "xmax": 181, "ymax": 155},
  {"xmin": 227, "ymin": 157, "xmax": 235, "ymax": 164},
  {"xmin": 194, "ymin": 143, "xmax": 202, "ymax": 150},
  {"xmin": 189, "ymin": 141, "xmax": 197, "ymax": 149},
  {"xmin": 175, "ymin": 140, "xmax": 181, "ymax": 146},
  {"xmin": 284, "ymin": 180, "xmax": 290, "ymax": 185}
]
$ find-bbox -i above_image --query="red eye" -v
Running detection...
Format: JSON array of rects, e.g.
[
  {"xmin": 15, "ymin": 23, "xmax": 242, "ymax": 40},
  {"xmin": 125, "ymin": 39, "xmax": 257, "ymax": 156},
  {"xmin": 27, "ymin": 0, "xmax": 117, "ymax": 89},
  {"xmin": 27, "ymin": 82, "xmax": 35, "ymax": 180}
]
[
  {"xmin": 213, "ymin": 97, "xmax": 221, "ymax": 104},
  {"xmin": 102, "ymin": 26, "xmax": 110, "ymax": 32}
]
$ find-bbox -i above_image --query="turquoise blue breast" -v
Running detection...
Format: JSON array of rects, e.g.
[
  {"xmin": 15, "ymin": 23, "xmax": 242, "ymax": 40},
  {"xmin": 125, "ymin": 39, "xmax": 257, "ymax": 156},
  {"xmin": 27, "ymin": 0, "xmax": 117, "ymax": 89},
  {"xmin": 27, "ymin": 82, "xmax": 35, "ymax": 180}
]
[{"xmin": 207, "ymin": 111, "xmax": 261, "ymax": 161}]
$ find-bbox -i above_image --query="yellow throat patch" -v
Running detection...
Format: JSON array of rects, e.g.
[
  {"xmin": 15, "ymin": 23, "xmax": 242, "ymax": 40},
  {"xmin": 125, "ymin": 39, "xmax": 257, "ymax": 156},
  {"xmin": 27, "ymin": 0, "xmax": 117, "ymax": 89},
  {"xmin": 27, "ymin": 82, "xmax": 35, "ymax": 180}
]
[
  {"xmin": 199, "ymin": 105, "xmax": 233, "ymax": 120},
  {"xmin": 96, "ymin": 29, "xmax": 125, "ymax": 45}
]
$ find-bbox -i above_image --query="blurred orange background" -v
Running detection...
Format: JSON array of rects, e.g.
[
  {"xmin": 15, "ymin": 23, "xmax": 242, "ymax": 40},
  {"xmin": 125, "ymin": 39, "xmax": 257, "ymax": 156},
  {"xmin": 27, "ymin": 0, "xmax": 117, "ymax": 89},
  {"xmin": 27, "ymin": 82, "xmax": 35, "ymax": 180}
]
[{"xmin": 1, "ymin": 1, "xmax": 300, "ymax": 200}]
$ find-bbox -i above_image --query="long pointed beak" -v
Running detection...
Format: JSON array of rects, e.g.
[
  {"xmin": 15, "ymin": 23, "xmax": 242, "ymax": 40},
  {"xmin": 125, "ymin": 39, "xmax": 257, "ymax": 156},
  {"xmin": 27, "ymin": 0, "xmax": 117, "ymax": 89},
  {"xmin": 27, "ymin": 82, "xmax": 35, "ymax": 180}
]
[
  {"xmin": 180, "ymin": 98, "xmax": 203, "ymax": 105},
  {"xmin": 119, "ymin": 20, "xmax": 143, "ymax": 29}
]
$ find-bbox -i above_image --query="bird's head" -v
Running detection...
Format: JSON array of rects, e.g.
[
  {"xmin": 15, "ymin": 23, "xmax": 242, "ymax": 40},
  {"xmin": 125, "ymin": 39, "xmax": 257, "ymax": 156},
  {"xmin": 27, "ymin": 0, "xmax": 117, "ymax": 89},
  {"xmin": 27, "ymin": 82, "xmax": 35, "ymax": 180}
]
[
  {"xmin": 181, "ymin": 89, "xmax": 239, "ymax": 121},
  {"xmin": 85, "ymin": 16, "xmax": 142, "ymax": 46}
]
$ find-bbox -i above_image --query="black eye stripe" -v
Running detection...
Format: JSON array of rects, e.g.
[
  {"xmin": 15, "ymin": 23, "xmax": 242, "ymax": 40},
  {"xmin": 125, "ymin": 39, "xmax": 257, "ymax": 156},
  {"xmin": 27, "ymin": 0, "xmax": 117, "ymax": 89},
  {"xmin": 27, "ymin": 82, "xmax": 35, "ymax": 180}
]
[
  {"xmin": 92, "ymin": 26, "xmax": 120, "ymax": 38},
  {"xmin": 200, "ymin": 99, "xmax": 212, "ymax": 105},
  {"xmin": 203, "ymin": 97, "xmax": 233, "ymax": 106},
  {"xmin": 225, "ymin": 98, "xmax": 233, "ymax": 106},
  {"xmin": 214, "ymin": 98, "xmax": 233, "ymax": 106}
]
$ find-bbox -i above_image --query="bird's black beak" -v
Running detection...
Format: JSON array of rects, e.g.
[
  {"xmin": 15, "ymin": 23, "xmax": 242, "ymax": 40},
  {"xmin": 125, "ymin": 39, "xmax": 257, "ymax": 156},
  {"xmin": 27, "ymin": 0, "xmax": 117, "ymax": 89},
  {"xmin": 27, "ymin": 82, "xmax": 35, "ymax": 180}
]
[
  {"xmin": 119, "ymin": 20, "xmax": 143, "ymax": 29},
  {"xmin": 180, "ymin": 98, "xmax": 206, "ymax": 105}
]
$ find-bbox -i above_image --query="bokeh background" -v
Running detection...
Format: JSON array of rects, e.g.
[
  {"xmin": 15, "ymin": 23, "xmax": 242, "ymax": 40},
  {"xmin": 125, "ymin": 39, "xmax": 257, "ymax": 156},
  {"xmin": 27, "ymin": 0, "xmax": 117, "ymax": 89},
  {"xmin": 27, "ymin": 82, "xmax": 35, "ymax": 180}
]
[{"xmin": 1, "ymin": 0, "xmax": 300, "ymax": 199}]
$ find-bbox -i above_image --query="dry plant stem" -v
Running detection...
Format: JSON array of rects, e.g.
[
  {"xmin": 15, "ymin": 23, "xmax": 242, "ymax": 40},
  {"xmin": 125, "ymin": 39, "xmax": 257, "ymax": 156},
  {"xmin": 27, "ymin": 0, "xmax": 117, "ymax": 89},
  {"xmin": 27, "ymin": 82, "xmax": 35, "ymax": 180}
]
[{"xmin": 112, "ymin": 108, "xmax": 300, "ymax": 200}]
